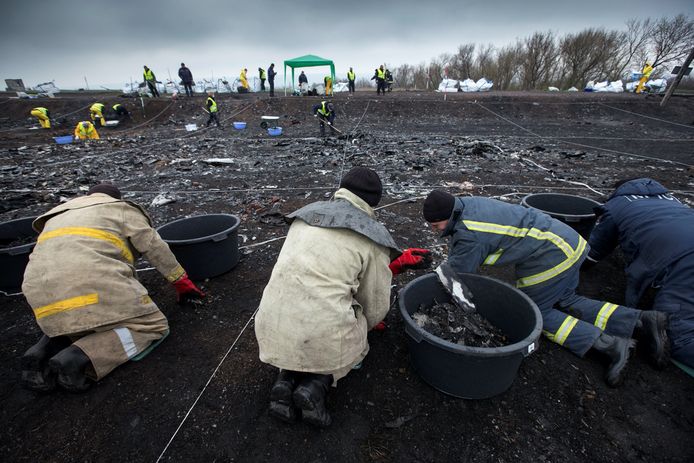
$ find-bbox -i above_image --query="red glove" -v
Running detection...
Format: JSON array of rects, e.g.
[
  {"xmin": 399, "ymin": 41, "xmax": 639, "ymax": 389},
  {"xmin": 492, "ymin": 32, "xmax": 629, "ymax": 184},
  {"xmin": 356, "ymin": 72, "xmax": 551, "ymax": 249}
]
[
  {"xmin": 389, "ymin": 248, "xmax": 432, "ymax": 275},
  {"xmin": 173, "ymin": 273, "xmax": 205, "ymax": 303},
  {"xmin": 373, "ymin": 321, "xmax": 386, "ymax": 331}
]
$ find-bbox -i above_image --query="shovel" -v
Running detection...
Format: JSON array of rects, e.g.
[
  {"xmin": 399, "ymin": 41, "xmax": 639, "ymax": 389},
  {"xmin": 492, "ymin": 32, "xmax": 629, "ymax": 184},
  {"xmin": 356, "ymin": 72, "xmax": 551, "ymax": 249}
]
[{"xmin": 434, "ymin": 263, "xmax": 476, "ymax": 313}]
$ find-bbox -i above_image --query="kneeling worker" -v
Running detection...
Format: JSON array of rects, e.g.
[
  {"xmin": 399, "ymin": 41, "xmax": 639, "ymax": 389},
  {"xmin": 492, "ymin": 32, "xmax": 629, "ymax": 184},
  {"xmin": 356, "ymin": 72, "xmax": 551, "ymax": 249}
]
[
  {"xmin": 90, "ymin": 102, "xmax": 106, "ymax": 127},
  {"xmin": 312, "ymin": 100, "xmax": 336, "ymax": 137},
  {"xmin": 20, "ymin": 183, "xmax": 204, "ymax": 392},
  {"xmin": 422, "ymin": 190, "xmax": 670, "ymax": 387},
  {"xmin": 112, "ymin": 103, "xmax": 131, "ymax": 121},
  {"xmin": 74, "ymin": 121, "xmax": 99, "ymax": 140},
  {"xmin": 255, "ymin": 167, "xmax": 431, "ymax": 427},
  {"xmin": 30, "ymin": 107, "xmax": 51, "ymax": 128}
]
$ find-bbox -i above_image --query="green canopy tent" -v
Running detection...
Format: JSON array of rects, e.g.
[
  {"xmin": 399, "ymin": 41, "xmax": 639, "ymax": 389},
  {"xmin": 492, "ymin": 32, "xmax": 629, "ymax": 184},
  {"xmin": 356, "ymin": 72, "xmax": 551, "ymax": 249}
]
[{"xmin": 283, "ymin": 54, "xmax": 335, "ymax": 96}]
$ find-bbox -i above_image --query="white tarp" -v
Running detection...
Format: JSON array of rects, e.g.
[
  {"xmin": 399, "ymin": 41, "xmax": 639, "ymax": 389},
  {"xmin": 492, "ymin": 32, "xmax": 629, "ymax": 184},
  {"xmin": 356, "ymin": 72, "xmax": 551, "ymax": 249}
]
[
  {"xmin": 584, "ymin": 80, "xmax": 624, "ymax": 93},
  {"xmin": 437, "ymin": 77, "xmax": 493, "ymax": 93},
  {"xmin": 625, "ymin": 78, "xmax": 667, "ymax": 93},
  {"xmin": 333, "ymin": 82, "xmax": 349, "ymax": 93},
  {"xmin": 32, "ymin": 81, "xmax": 60, "ymax": 95}
]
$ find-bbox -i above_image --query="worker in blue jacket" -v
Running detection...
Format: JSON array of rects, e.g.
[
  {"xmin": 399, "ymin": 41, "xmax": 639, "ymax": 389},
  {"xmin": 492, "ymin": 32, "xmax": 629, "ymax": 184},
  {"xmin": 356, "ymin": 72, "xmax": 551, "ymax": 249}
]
[
  {"xmin": 422, "ymin": 190, "xmax": 670, "ymax": 387},
  {"xmin": 586, "ymin": 178, "xmax": 694, "ymax": 371}
]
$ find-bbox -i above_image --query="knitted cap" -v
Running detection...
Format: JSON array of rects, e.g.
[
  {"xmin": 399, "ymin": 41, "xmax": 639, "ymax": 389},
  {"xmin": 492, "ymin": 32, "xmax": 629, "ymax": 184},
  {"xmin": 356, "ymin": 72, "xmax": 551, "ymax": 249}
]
[
  {"xmin": 339, "ymin": 167, "xmax": 383, "ymax": 207},
  {"xmin": 423, "ymin": 190, "xmax": 455, "ymax": 222},
  {"xmin": 88, "ymin": 183, "xmax": 122, "ymax": 199}
]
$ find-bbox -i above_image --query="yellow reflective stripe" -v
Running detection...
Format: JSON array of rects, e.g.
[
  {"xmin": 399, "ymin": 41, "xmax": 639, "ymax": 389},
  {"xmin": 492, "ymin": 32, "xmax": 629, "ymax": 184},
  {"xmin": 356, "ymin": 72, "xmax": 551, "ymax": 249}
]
[
  {"xmin": 166, "ymin": 265, "xmax": 186, "ymax": 283},
  {"xmin": 34, "ymin": 293, "xmax": 99, "ymax": 319},
  {"xmin": 517, "ymin": 238, "xmax": 587, "ymax": 288},
  {"xmin": 483, "ymin": 248, "xmax": 503, "ymax": 265},
  {"xmin": 595, "ymin": 302, "xmax": 619, "ymax": 330},
  {"xmin": 544, "ymin": 315, "xmax": 579, "ymax": 345},
  {"xmin": 38, "ymin": 227, "xmax": 134, "ymax": 264},
  {"xmin": 462, "ymin": 220, "xmax": 573, "ymax": 257}
]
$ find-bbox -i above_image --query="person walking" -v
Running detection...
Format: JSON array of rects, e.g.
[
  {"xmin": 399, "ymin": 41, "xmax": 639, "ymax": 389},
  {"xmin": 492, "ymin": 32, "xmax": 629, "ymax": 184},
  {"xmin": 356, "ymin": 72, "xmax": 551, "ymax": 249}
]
[
  {"xmin": 178, "ymin": 63, "xmax": 195, "ymax": 97},
  {"xmin": 20, "ymin": 183, "xmax": 204, "ymax": 392},
  {"xmin": 422, "ymin": 190, "xmax": 670, "ymax": 387},
  {"xmin": 347, "ymin": 67, "xmax": 356, "ymax": 94},
  {"xmin": 143, "ymin": 65, "xmax": 160, "ymax": 97}
]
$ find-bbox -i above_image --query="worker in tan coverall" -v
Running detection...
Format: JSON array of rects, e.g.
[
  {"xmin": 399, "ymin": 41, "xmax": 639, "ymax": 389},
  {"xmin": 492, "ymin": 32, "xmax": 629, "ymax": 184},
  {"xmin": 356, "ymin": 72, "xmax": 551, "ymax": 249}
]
[
  {"xmin": 255, "ymin": 167, "xmax": 431, "ymax": 427},
  {"xmin": 20, "ymin": 183, "xmax": 204, "ymax": 392}
]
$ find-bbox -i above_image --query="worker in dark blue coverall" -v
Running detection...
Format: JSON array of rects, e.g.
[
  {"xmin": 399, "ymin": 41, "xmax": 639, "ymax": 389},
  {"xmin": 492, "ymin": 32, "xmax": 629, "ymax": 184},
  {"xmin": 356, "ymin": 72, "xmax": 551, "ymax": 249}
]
[
  {"xmin": 422, "ymin": 190, "xmax": 670, "ymax": 387},
  {"xmin": 586, "ymin": 178, "xmax": 694, "ymax": 371}
]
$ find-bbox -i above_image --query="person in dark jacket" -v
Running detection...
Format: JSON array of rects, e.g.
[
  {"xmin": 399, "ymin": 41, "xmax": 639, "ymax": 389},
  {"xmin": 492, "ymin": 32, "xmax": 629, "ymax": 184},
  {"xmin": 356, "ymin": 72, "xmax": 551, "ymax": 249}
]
[
  {"xmin": 371, "ymin": 65, "xmax": 386, "ymax": 95},
  {"xmin": 586, "ymin": 178, "xmax": 694, "ymax": 371},
  {"xmin": 423, "ymin": 190, "xmax": 671, "ymax": 387},
  {"xmin": 178, "ymin": 63, "xmax": 194, "ymax": 97},
  {"xmin": 312, "ymin": 100, "xmax": 335, "ymax": 137},
  {"xmin": 206, "ymin": 92, "xmax": 220, "ymax": 127},
  {"xmin": 268, "ymin": 63, "xmax": 277, "ymax": 97},
  {"xmin": 112, "ymin": 104, "xmax": 131, "ymax": 121}
]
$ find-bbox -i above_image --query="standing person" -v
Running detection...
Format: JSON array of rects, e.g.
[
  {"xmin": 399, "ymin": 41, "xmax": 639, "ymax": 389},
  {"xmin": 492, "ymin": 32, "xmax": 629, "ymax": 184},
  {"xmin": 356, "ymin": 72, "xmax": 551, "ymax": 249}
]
[
  {"xmin": 178, "ymin": 63, "xmax": 194, "ymax": 97},
  {"xmin": 635, "ymin": 61, "xmax": 654, "ymax": 94},
  {"xmin": 112, "ymin": 104, "xmax": 131, "ymax": 121},
  {"xmin": 259, "ymin": 67, "xmax": 266, "ymax": 91},
  {"xmin": 206, "ymin": 92, "xmax": 220, "ymax": 127},
  {"xmin": 586, "ymin": 178, "xmax": 694, "ymax": 371},
  {"xmin": 74, "ymin": 121, "xmax": 99, "ymax": 140},
  {"xmin": 371, "ymin": 65, "xmax": 386, "ymax": 95},
  {"xmin": 347, "ymin": 67, "xmax": 356, "ymax": 94},
  {"xmin": 324, "ymin": 75, "xmax": 333, "ymax": 96},
  {"xmin": 385, "ymin": 69, "xmax": 393, "ymax": 92},
  {"xmin": 240, "ymin": 68, "xmax": 250, "ymax": 92},
  {"xmin": 422, "ymin": 190, "xmax": 670, "ymax": 387},
  {"xmin": 20, "ymin": 183, "xmax": 204, "ymax": 392},
  {"xmin": 143, "ymin": 66, "xmax": 160, "ymax": 97},
  {"xmin": 255, "ymin": 167, "xmax": 431, "ymax": 427},
  {"xmin": 30, "ymin": 107, "xmax": 51, "ymax": 128},
  {"xmin": 268, "ymin": 63, "xmax": 277, "ymax": 97},
  {"xmin": 89, "ymin": 102, "xmax": 106, "ymax": 127},
  {"xmin": 312, "ymin": 100, "xmax": 336, "ymax": 137},
  {"xmin": 298, "ymin": 71, "xmax": 308, "ymax": 93}
]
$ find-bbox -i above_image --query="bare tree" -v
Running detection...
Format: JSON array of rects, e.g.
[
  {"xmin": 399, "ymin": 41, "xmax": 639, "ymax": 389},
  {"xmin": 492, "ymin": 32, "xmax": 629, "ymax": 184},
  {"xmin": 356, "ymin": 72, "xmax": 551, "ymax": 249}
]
[
  {"xmin": 612, "ymin": 18, "xmax": 653, "ymax": 78},
  {"xmin": 648, "ymin": 14, "xmax": 694, "ymax": 69},
  {"xmin": 473, "ymin": 44, "xmax": 497, "ymax": 80},
  {"xmin": 495, "ymin": 42, "xmax": 523, "ymax": 90},
  {"xmin": 393, "ymin": 63, "xmax": 414, "ymax": 89},
  {"xmin": 519, "ymin": 31, "xmax": 560, "ymax": 89},
  {"xmin": 559, "ymin": 28, "xmax": 622, "ymax": 88},
  {"xmin": 449, "ymin": 44, "xmax": 475, "ymax": 79}
]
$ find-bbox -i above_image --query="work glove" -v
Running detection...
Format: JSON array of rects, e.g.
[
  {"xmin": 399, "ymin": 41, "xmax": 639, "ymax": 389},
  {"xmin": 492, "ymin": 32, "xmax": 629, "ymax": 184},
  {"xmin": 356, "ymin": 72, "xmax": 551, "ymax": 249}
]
[
  {"xmin": 389, "ymin": 248, "xmax": 432, "ymax": 276},
  {"xmin": 172, "ymin": 273, "xmax": 205, "ymax": 303},
  {"xmin": 373, "ymin": 321, "xmax": 387, "ymax": 331}
]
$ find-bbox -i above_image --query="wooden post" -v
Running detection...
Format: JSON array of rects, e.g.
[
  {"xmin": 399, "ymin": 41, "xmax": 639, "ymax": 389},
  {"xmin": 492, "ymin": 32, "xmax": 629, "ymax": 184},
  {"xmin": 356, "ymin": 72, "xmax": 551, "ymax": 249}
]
[{"xmin": 660, "ymin": 46, "xmax": 694, "ymax": 107}]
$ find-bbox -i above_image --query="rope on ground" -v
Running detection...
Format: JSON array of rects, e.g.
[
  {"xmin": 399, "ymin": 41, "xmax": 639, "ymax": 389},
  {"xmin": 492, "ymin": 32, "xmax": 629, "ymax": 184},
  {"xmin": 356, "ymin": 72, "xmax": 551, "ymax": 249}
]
[
  {"xmin": 336, "ymin": 100, "xmax": 372, "ymax": 187},
  {"xmin": 598, "ymin": 102, "xmax": 694, "ymax": 130},
  {"xmin": 155, "ymin": 306, "xmax": 260, "ymax": 463},
  {"xmin": 475, "ymin": 102, "xmax": 693, "ymax": 168}
]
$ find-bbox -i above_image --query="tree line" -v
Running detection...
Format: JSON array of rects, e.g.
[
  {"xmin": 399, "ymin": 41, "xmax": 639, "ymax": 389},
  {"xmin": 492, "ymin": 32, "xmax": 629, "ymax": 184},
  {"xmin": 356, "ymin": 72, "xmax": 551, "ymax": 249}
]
[{"xmin": 388, "ymin": 15, "xmax": 693, "ymax": 91}]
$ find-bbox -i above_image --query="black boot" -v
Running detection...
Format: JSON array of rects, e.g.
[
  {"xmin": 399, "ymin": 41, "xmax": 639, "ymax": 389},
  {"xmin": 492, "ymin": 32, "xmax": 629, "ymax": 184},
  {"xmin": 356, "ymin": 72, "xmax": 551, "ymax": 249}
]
[
  {"xmin": 21, "ymin": 335, "xmax": 71, "ymax": 392},
  {"xmin": 592, "ymin": 333, "xmax": 635, "ymax": 387},
  {"xmin": 636, "ymin": 310, "xmax": 670, "ymax": 370},
  {"xmin": 48, "ymin": 345, "xmax": 94, "ymax": 392},
  {"xmin": 292, "ymin": 374, "xmax": 333, "ymax": 428},
  {"xmin": 269, "ymin": 370, "xmax": 302, "ymax": 423}
]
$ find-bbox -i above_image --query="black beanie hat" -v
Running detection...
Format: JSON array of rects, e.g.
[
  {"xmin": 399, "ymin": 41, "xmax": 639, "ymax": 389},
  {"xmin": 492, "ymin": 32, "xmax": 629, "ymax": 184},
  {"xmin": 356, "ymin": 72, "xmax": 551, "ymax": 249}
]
[
  {"xmin": 339, "ymin": 167, "xmax": 383, "ymax": 207},
  {"xmin": 423, "ymin": 190, "xmax": 455, "ymax": 222},
  {"xmin": 88, "ymin": 183, "xmax": 122, "ymax": 199}
]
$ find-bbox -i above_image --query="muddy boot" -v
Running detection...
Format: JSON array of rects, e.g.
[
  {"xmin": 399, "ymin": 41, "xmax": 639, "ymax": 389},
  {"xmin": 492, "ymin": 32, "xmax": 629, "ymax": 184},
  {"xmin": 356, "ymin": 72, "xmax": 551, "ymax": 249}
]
[
  {"xmin": 592, "ymin": 333, "xmax": 635, "ymax": 387},
  {"xmin": 48, "ymin": 345, "xmax": 94, "ymax": 392},
  {"xmin": 21, "ymin": 335, "xmax": 72, "ymax": 392},
  {"xmin": 292, "ymin": 374, "xmax": 333, "ymax": 428},
  {"xmin": 269, "ymin": 370, "xmax": 301, "ymax": 423},
  {"xmin": 636, "ymin": 310, "xmax": 670, "ymax": 369}
]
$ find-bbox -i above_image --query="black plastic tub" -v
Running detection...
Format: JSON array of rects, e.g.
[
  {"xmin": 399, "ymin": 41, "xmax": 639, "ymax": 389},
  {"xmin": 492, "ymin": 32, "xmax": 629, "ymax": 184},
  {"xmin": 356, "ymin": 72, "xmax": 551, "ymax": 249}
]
[
  {"xmin": 521, "ymin": 193, "xmax": 602, "ymax": 238},
  {"xmin": 157, "ymin": 214, "xmax": 241, "ymax": 280},
  {"xmin": 399, "ymin": 273, "xmax": 542, "ymax": 399},
  {"xmin": 0, "ymin": 217, "xmax": 39, "ymax": 292}
]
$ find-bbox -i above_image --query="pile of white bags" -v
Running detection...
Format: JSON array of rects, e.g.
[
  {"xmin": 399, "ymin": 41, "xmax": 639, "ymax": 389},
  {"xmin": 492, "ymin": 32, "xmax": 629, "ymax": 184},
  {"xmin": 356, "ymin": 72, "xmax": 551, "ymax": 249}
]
[
  {"xmin": 625, "ymin": 78, "xmax": 668, "ymax": 93},
  {"xmin": 437, "ymin": 78, "xmax": 493, "ymax": 92},
  {"xmin": 584, "ymin": 80, "xmax": 624, "ymax": 93}
]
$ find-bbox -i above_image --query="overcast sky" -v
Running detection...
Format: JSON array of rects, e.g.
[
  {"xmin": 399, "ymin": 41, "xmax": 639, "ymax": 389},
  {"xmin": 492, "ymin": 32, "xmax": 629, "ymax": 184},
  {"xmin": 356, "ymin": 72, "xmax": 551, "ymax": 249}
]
[{"xmin": 1, "ymin": 0, "xmax": 692, "ymax": 89}]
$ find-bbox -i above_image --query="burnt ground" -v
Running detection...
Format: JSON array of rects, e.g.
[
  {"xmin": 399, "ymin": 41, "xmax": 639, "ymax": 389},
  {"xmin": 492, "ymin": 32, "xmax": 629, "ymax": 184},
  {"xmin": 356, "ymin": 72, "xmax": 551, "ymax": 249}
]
[{"xmin": 0, "ymin": 90, "xmax": 693, "ymax": 462}]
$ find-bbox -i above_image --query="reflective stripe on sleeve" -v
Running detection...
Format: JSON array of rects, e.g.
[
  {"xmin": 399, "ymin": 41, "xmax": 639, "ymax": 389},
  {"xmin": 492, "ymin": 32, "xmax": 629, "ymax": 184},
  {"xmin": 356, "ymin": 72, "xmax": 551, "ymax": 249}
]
[
  {"xmin": 33, "ymin": 293, "xmax": 99, "ymax": 319},
  {"xmin": 483, "ymin": 248, "xmax": 504, "ymax": 265},
  {"xmin": 543, "ymin": 315, "xmax": 579, "ymax": 345},
  {"xmin": 38, "ymin": 227, "xmax": 134, "ymax": 264},
  {"xmin": 462, "ymin": 220, "xmax": 573, "ymax": 257},
  {"xmin": 114, "ymin": 327, "xmax": 138, "ymax": 359},
  {"xmin": 594, "ymin": 302, "xmax": 619, "ymax": 330}
]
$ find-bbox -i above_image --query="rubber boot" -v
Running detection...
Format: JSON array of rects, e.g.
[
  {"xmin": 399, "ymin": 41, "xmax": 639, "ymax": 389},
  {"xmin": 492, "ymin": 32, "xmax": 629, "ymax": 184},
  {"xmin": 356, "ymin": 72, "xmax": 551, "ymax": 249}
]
[
  {"xmin": 292, "ymin": 374, "xmax": 333, "ymax": 428},
  {"xmin": 636, "ymin": 310, "xmax": 670, "ymax": 370},
  {"xmin": 268, "ymin": 370, "xmax": 301, "ymax": 423},
  {"xmin": 592, "ymin": 333, "xmax": 635, "ymax": 387},
  {"xmin": 48, "ymin": 345, "xmax": 94, "ymax": 392},
  {"xmin": 20, "ymin": 335, "xmax": 71, "ymax": 392}
]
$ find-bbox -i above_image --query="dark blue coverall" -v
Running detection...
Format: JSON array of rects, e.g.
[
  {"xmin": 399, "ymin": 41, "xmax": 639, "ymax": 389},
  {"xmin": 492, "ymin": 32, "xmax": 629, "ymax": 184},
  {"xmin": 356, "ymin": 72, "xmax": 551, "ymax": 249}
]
[
  {"xmin": 441, "ymin": 197, "xmax": 640, "ymax": 356},
  {"xmin": 588, "ymin": 178, "xmax": 694, "ymax": 368}
]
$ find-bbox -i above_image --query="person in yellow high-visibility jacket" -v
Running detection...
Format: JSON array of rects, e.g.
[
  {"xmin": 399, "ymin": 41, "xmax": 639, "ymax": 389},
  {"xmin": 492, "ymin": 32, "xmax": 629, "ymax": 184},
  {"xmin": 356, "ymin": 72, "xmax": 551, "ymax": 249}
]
[
  {"xmin": 90, "ymin": 103, "xmax": 106, "ymax": 127},
  {"xmin": 74, "ymin": 121, "xmax": 100, "ymax": 140},
  {"xmin": 324, "ymin": 76, "xmax": 333, "ymax": 96},
  {"xmin": 30, "ymin": 107, "xmax": 51, "ymax": 128},
  {"xmin": 240, "ymin": 68, "xmax": 250, "ymax": 91},
  {"xmin": 635, "ymin": 62, "xmax": 654, "ymax": 94}
]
